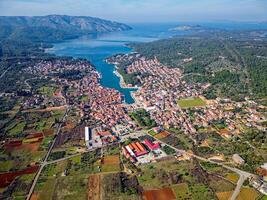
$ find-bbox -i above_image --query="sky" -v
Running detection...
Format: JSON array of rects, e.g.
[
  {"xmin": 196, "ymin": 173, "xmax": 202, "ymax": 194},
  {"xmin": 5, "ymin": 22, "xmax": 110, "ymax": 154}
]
[{"xmin": 0, "ymin": 0, "xmax": 266, "ymax": 23}]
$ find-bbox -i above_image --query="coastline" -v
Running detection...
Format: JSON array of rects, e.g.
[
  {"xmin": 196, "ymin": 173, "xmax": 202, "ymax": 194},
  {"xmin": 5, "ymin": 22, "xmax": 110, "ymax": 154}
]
[
  {"xmin": 113, "ymin": 65, "xmax": 139, "ymax": 90},
  {"xmin": 111, "ymin": 64, "xmax": 141, "ymax": 105}
]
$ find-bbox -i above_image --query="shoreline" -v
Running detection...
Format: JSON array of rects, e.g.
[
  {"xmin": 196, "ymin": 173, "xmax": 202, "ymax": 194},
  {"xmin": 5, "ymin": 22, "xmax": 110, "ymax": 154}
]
[
  {"xmin": 113, "ymin": 68, "xmax": 140, "ymax": 105},
  {"xmin": 113, "ymin": 65, "xmax": 140, "ymax": 90}
]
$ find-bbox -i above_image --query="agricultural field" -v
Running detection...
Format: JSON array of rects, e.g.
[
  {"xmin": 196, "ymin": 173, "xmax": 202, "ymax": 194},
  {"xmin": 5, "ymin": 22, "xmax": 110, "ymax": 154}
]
[
  {"xmin": 101, "ymin": 155, "xmax": 121, "ymax": 173},
  {"xmin": 37, "ymin": 86, "xmax": 57, "ymax": 98},
  {"xmin": 171, "ymin": 183, "xmax": 191, "ymax": 199},
  {"xmin": 154, "ymin": 130, "xmax": 170, "ymax": 139},
  {"xmin": 34, "ymin": 159, "xmax": 88, "ymax": 200},
  {"xmin": 225, "ymin": 173, "xmax": 240, "ymax": 184},
  {"xmin": 177, "ymin": 97, "xmax": 206, "ymax": 108},
  {"xmin": 143, "ymin": 188, "xmax": 176, "ymax": 200},
  {"xmin": 137, "ymin": 157, "xmax": 237, "ymax": 200},
  {"xmin": 216, "ymin": 191, "xmax": 233, "ymax": 200},
  {"xmin": 88, "ymin": 174, "xmax": 101, "ymax": 200},
  {"xmin": 0, "ymin": 107, "xmax": 66, "ymax": 198},
  {"xmin": 0, "ymin": 167, "xmax": 38, "ymax": 199},
  {"xmin": 236, "ymin": 187, "xmax": 262, "ymax": 200}
]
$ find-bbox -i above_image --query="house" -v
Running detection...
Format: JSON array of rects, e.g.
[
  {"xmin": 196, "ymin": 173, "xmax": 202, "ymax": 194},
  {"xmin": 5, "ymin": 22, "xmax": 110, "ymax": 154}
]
[
  {"xmin": 97, "ymin": 130, "xmax": 112, "ymax": 137},
  {"xmin": 232, "ymin": 154, "xmax": 245, "ymax": 165}
]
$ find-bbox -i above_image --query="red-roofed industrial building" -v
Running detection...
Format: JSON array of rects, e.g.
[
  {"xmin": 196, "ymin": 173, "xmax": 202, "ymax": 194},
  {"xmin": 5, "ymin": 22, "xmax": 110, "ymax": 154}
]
[{"xmin": 144, "ymin": 139, "xmax": 160, "ymax": 151}]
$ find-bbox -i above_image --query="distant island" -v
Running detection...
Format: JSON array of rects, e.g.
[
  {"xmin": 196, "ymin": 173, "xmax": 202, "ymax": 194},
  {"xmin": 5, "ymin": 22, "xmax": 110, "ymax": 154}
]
[{"xmin": 168, "ymin": 25, "xmax": 202, "ymax": 31}]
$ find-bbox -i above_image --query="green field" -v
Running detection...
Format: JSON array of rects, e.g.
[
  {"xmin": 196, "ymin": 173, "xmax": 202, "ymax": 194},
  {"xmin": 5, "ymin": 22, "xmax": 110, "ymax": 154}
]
[
  {"xmin": 225, "ymin": 173, "xmax": 239, "ymax": 184},
  {"xmin": 171, "ymin": 183, "xmax": 192, "ymax": 199},
  {"xmin": 148, "ymin": 129, "xmax": 157, "ymax": 136},
  {"xmin": 38, "ymin": 86, "xmax": 56, "ymax": 98},
  {"xmin": 177, "ymin": 97, "xmax": 206, "ymax": 108}
]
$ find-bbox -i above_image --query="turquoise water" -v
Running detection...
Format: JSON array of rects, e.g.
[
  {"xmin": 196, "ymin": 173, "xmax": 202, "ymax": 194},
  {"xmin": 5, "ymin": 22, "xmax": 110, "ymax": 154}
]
[
  {"xmin": 47, "ymin": 23, "xmax": 267, "ymax": 104},
  {"xmin": 47, "ymin": 24, "xmax": 179, "ymax": 104}
]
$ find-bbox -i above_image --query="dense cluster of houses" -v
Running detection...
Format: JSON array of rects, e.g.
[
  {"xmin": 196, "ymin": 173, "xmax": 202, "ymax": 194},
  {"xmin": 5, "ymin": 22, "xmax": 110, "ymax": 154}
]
[
  {"xmin": 126, "ymin": 58, "xmax": 204, "ymax": 134},
  {"xmin": 119, "ymin": 56, "xmax": 266, "ymax": 138}
]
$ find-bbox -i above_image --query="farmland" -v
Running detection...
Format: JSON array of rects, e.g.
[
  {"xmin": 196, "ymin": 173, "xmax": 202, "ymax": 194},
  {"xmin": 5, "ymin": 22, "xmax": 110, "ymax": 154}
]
[
  {"xmin": 236, "ymin": 187, "xmax": 262, "ymax": 200},
  {"xmin": 177, "ymin": 97, "xmax": 206, "ymax": 108},
  {"xmin": 216, "ymin": 191, "xmax": 233, "ymax": 200},
  {"xmin": 0, "ymin": 97, "xmax": 67, "ymax": 199},
  {"xmin": 136, "ymin": 157, "xmax": 238, "ymax": 199},
  {"xmin": 143, "ymin": 188, "xmax": 176, "ymax": 200},
  {"xmin": 88, "ymin": 174, "xmax": 101, "ymax": 200},
  {"xmin": 171, "ymin": 183, "xmax": 191, "ymax": 199},
  {"xmin": 101, "ymin": 155, "xmax": 121, "ymax": 173}
]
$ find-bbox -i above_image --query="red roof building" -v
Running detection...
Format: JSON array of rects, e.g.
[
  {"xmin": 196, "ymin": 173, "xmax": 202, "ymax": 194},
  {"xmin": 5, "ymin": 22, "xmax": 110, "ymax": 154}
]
[{"xmin": 144, "ymin": 139, "xmax": 160, "ymax": 151}]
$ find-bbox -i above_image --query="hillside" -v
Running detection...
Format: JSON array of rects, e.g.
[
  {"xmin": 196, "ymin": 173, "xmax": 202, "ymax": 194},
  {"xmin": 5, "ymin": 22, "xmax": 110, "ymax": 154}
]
[
  {"xmin": 130, "ymin": 31, "xmax": 267, "ymax": 100},
  {"xmin": 0, "ymin": 15, "xmax": 131, "ymax": 42}
]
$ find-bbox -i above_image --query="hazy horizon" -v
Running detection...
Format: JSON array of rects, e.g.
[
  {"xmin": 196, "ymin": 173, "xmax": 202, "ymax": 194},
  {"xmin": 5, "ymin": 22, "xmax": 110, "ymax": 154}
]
[{"xmin": 0, "ymin": 0, "xmax": 267, "ymax": 23}]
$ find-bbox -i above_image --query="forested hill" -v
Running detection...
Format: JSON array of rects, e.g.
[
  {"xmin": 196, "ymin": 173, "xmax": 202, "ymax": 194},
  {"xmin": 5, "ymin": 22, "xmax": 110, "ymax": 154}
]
[
  {"xmin": 0, "ymin": 15, "xmax": 131, "ymax": 58},
  {"xmin": 130, "ymin": 31, "xmax": 267, "ymax": 100},
  {"xmin": 0, "ymin": 15, "xmax": 131, "ymax": 43}
]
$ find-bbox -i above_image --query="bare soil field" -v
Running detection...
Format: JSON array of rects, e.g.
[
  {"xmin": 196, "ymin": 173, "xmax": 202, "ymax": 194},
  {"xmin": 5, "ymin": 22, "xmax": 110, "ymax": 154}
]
[
  {"xmin": 143, "ymin": 188, "xmax": 176, "ymax": 200},
  {"xmin": 30, "ymin": 193, "xmax": 39, "ymax": 200},
  {"xmin": 0, "ymin": 165, "xmax": 39, "ymax": 188},
  {"xmin": 154, "ymin": 131, "xmax": 170, "ymax": 139},
  {"xmin": 88, "ymin": 174, "xmax": 101, "ymax": 200},
  {"xmin": 103, "ymin": 155, "xmax": 120, "ymax": 164}
]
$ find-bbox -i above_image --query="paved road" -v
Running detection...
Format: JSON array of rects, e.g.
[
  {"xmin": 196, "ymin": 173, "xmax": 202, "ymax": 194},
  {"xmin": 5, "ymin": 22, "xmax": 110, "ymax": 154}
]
[
  {"xmin": 24, "ymin": 77, "xmax": 39, "ymax": 90},
  {"xmin": 230, "ymin": 174, "xmax": 247, "ymax": 200},
  {"xmin": 0, "ymin": 67, "xmax": 10, "ymax": 79},
  {"xmin": 26, "ymin": 106, "xmax": 70, "ymax": 200},
  {"xmin": 144, "ymin": 132, "xmax": 255, "ymax": 200}
]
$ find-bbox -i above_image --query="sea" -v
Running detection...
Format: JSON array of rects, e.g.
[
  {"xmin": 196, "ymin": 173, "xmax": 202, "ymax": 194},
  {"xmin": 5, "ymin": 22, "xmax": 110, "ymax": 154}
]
[{"xmin": 46, "ymin": 22, "xmax": 267, "ymax": 104}]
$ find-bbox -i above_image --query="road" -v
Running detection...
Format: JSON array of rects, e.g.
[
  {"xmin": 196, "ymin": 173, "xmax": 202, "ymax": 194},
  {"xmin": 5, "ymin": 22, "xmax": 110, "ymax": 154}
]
[
  {"xmin": 230, "ymin": 174, "xmax": 247, "ymax": 200},
  {"xmin": 144, "ymin": 132, "xmax": 254, "ymax": 200},
  {"xmin": 0, "ymin": 67, "xmax": 10, "ymax": 79},
  {"xmin": 24, "ymin": 77, "xmax": 39, "ymax": 90},
  {"xmin": 25, "ymin": 123, "xmax": 255, "ymax": 200},
  {"xmin": 26, "ymin": 106, "xmax": 70, "ymax": 200}
]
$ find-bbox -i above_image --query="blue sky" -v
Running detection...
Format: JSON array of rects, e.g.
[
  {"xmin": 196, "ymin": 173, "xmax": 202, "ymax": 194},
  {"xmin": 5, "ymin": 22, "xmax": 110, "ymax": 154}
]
[{"xmin": 0, "ymin": 0, "xmax": 266, "ymax": 22}]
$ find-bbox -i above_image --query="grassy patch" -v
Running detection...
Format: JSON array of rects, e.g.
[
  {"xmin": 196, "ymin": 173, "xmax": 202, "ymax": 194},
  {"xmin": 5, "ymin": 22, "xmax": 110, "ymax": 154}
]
[
  {"xmin": 70, "ymin": 155, "xmax": 81, "ymax": 164},
  {"xmin": 171, "ymin": 183, "xmax": 192, "ymax": 199},
  {"xmin": 148, "ymin": 129, "xmax": 157, "ymax": 136},
  {"xmin": 177, "ymin": 97, "xmax": 206, "ymax": 108},
  {"xmin": 53, "ymin": 175, "xmax": 88, "ymax": 200},
  {"xmin": 101, "ymin": 155, "xmax": 120, "ymax": 173},
  {"xmin": 0, "ymin": 160, "xmax": 14, "ymax": 172},
  {"xmin": 6, "ymin": 121, "xmax": 26, "ymax": 136},
  {"xmin": 37, "ymin": 178, "xmax": 57, "ymax": 200},
  {"xmin": 138, "ymin": 159, "xmax": 194, "ymax": 190},
  {"xmin": 209, "ymin": 179, "xmax": 235, "ymax": 192},
  {"xmin": 189, "ymin": 184, "xmax": 215, "ymax": 200},
  {"xmin": 38, "ymin": 86, "xmax": 56, "ymax": 98},
  {"xmin": 225, "ymin": 173, "xmax": 239, "ymax": 184}
]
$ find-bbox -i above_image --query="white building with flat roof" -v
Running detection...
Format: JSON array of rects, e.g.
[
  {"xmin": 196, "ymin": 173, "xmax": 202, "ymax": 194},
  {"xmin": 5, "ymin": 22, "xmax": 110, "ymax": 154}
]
[{"xmin": 85, "ymin": 126, "xmax": 92, "ymax": 147}]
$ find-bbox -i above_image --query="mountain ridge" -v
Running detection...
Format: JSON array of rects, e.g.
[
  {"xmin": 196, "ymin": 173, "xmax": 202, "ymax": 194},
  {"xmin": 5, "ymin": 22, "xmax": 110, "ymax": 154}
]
[{"xmin": 0, "ymin": 15, "xmax": 132, "ymax": 42}]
